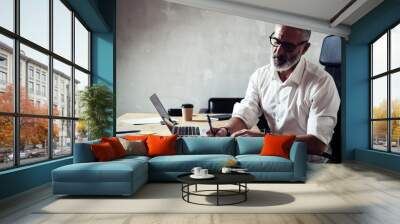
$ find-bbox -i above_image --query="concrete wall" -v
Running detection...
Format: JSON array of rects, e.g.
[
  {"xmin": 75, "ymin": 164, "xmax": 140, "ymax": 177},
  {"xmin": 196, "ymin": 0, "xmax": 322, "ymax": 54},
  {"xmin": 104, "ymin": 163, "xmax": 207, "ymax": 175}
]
[{"xmin": 116, "ymin": 0, "xmax": 327, "ymax": 116}]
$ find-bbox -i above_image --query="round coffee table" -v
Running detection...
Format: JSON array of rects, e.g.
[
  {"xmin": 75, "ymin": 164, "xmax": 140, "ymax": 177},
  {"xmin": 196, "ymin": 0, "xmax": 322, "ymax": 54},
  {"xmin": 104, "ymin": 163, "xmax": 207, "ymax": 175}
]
[{"xmin": 177, "ymin": 173, "xmax": 255, "ymax": 206}]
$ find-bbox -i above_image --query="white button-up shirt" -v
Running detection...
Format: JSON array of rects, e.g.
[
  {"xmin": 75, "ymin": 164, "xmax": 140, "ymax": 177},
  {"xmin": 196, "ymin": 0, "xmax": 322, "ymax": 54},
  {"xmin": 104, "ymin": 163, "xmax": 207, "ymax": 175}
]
[{"xmin": 232, "ymin": 57, "xmax": 340, "ymax": 145}]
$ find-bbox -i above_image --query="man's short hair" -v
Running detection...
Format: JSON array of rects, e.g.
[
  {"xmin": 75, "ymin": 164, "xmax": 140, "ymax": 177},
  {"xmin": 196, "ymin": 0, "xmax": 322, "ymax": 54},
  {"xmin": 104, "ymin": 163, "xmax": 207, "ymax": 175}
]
[{"xmin": 275, "ymin": 24, "xmax": 311, "ymax": 41}]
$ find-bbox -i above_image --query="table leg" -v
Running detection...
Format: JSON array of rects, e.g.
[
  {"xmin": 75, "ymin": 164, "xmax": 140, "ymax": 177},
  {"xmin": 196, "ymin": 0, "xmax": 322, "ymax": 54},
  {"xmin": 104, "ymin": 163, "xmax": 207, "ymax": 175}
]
[
  {"xmin": 245, "ymin": 183, "xmax": 247, "ymax": 201},
  {"xmin": 187, "ymin": 184, "xmax": 190, "ymax": 202},
  {"xmin": 217, "ymin": 184, "xmax": 219, "ymax": 206},
  {"xmin": 195, "ymin": 184, "xmax": 197, "ymax": 192}
]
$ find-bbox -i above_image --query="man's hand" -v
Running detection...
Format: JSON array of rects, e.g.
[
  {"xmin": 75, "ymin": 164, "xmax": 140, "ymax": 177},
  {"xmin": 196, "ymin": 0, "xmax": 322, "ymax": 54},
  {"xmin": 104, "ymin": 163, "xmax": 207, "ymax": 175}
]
[
  {"xmin": 231, "ymin": 129, "xmax": 265, "ymax": 137},
  {"xmin": 206, "ymin": 128, "xmax": 228, "ymax": 137}
]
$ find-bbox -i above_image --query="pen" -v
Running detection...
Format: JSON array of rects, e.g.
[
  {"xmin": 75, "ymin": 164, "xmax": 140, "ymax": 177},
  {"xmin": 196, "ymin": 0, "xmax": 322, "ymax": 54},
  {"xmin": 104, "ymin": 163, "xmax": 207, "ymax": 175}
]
[{"xmin": 207, "ymin": 115, "xmax": 216, "ymax": 136}]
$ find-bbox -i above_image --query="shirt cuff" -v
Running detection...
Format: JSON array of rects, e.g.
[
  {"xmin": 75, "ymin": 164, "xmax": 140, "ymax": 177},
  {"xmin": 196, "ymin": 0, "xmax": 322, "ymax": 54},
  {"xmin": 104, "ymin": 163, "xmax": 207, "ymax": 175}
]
[
  {"xmin": 232, "ymin": 103, "xmax": 259, "ymax": 129},
  {"xmin": 307, "ymin": 116, "xmax": 336, "ymax": 145}
]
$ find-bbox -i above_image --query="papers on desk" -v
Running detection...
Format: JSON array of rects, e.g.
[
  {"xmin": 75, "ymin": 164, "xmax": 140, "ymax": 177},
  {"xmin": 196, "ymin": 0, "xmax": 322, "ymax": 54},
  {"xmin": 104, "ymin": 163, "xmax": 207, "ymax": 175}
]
[{"xmin": 122, "ymin": 117, "xmax": 162, "ymax": 125}]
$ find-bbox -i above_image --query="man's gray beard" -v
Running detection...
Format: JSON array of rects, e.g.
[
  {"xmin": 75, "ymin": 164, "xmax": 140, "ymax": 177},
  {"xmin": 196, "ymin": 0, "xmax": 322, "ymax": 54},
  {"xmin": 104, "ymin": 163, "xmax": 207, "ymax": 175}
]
[{"xmin": 273, "ymin": 54, "xmax": 302, "ymax": 72}]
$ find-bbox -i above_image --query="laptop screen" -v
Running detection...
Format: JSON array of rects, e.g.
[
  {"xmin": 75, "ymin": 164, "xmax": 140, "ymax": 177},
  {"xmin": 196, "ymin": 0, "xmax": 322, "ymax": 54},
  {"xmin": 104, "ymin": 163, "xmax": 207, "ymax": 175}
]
[{"xmin": 150, "ymin": 93, "xmax": 171, "ymax": 121}]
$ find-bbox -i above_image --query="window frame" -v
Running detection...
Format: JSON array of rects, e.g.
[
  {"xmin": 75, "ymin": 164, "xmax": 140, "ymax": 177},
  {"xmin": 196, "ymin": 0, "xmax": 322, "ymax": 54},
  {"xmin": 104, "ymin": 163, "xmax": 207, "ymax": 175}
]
[
  {"xmin": 370, "ymin": 20, "xmax": 400, "ymax": 154},
  {"xmin": 0, "ymin": 0, "xmax": 92, "ymax": 171}
]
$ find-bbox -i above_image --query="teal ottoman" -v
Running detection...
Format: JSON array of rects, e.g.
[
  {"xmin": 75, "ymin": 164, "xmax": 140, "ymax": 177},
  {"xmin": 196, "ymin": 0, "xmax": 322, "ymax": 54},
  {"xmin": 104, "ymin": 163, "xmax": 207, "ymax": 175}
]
[{"xmin": 52, "ymin": 156, "xmax": 148, "ymax": 196}]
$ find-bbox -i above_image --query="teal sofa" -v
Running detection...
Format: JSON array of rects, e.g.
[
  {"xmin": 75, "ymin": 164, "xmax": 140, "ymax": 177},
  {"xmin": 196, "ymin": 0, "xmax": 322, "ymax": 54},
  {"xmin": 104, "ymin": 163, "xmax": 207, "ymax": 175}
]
[{"xmin": 52, "ymin": 137, "xmax": 307, "ymax": 196}]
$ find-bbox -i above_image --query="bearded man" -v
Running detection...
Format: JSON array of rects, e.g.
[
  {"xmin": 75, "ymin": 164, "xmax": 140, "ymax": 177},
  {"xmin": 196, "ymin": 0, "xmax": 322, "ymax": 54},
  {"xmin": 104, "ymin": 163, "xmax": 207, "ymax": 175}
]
[{"xmin": 207, "ymin": 25, "xmax": 340, "ymax": 158}]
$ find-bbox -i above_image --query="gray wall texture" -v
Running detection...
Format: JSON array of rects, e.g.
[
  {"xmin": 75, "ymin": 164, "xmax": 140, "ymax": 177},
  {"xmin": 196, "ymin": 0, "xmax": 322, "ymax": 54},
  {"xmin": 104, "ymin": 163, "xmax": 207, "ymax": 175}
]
[{"xmin": 116, "ymin": 0, "xmax": 327, "ymax": 116}]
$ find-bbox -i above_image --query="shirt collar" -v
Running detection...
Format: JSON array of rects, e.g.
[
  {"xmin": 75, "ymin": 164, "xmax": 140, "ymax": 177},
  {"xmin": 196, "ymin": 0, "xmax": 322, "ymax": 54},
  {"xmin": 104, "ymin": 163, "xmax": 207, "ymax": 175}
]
[{"xmin": 272, "ymin": 57, "xmax": 306, "ymax": 86}]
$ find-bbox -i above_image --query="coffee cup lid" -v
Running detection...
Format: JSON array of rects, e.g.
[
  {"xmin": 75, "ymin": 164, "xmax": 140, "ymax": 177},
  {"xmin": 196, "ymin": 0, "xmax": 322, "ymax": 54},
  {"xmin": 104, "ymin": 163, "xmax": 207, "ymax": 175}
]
[{"xmin": 182, "ymin": 104, "xmax": 193, "ymax": 108}]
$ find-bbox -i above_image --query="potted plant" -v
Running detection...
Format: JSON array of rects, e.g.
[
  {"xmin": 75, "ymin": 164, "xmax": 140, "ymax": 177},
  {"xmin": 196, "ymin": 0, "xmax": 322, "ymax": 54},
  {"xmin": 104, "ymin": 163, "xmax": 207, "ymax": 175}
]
[{"xmin": 79, "ymin": 84, "xmax": 113, "ymax": 140}]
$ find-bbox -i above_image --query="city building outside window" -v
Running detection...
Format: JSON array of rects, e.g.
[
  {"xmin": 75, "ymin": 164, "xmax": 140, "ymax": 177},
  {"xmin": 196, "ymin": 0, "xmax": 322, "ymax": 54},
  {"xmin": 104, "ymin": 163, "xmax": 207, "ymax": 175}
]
[
  {"xmin": 41, "ymin": 73, "xmax": 46, "ymax": 82},
  {"xmin": 35, "ymin": 70, "xmax": 40, "ymax": 81},
  {"xmin": 28, "ymin": 81, "xmax": 34, "ymax": 94},
  {"xmin": 0, "ymin": 55, "xmax": 7, "ymax": 67},
  {"xmin": 42, "ymin": 85, "xmax": 46, "ymax": 97},
  {"xmin": 0, "ymin": 71, "xmax": 7, "ymax": 85},
  {"xmin": 28, "ymin": 67, "xmax": 34, "ymax": 80}
]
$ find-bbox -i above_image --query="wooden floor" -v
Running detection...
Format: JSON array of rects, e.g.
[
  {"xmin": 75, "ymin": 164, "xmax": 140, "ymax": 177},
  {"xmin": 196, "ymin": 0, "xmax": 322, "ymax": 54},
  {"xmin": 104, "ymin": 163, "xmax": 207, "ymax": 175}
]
[{"xmin": 1, "ymin": 162, "xmax": 400, "ymax": 224}]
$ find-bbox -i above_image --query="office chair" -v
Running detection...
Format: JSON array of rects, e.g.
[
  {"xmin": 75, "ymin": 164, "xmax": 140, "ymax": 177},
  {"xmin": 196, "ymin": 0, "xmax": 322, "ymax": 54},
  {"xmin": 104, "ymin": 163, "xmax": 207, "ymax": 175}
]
[
  {"xmin": 319, "ymin": 35, "xmax": 343, "ymax": 163},
  {"xmin": 207, "ymin": 97, "xmax": 243, "ymax": 113}
]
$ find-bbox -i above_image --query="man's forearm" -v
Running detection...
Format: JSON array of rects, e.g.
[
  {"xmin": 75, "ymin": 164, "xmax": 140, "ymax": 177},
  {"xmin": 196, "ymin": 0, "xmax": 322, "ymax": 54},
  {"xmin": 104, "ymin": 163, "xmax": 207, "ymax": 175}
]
[
  {"xmin": 225, "ymin": 117, "xmax": 248, "ymax": 133},
  {"xmin": 295, "ymin": 135, "xmax": 326, "ymax": 155}
]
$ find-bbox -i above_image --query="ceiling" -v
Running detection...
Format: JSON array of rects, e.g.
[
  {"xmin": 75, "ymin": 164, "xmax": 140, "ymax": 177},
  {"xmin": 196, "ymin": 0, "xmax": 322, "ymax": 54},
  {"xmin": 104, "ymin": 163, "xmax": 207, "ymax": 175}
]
[
  {"xmin": 165, "ymin": 0, "xmax": 384, "ymax": 38},
  {"xmin": 226, "ymin": 0, "xmax": 353, "ymax": 24}
]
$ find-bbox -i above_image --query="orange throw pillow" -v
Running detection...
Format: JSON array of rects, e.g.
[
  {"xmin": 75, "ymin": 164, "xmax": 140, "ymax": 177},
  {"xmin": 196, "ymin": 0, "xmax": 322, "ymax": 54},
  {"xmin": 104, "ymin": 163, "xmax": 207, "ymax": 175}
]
[
  {"xmin": 146, "ymin": 135, "xmax": 177, "ymax": 157},
  {"xmin": 124, "ymin": 135, "xmax": 149, "ymax": 142},
  {"xmin": 101, "ymin": 137, "xmax": 127, "ymax": 158},
  {"xmin": 259, "ymin": 135, "xmax": 296, "ymax": 159},
  {"xmin": 91, "ymin": 142, "xmax": 118, "ymax": 161}
]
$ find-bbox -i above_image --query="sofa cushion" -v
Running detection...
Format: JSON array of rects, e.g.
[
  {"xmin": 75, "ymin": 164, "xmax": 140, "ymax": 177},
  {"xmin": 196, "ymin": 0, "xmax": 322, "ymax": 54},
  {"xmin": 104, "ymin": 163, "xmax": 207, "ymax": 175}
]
[
  {"xmin": 124, "ymin": 135, "xmax": 149, "ymax": 141},
  {"xmin": 149, "ymin": 154, "xmax": 235, "ymax": 172},
  {"xmin": 178, "ymin": 137, "xmax": 235, "ymax": 155},
  {"xmin": 114, "ymin": 155, "xmax": 150, "ymax": 163},
  {"xmin": 91, "ymin": 142, "xmax": 118, "ymax": 161},
  {"xmin": 236, "ymin": 137, "xmax": 264, "ymax": 155},
  {"xmin": 260, "ymin": 135, "xmax": 296, "ymax": 159},
  {"xmin": 53, "ymin": 159, "xmax": 147, "ymax": 183},
  {"xmin": 118, "ymin": 138, "xmax": 148, "ymax": 156},
  {"xmin": 236, "ymin": 155, "xmax": 293, "ymax": 172},
  {"xmin": 147, "ymin": 135, "xmax": 178, "ymax": 157},
  {"xmin": 101, "ymin": 137, "xmax": 127, "ymax": 158}
]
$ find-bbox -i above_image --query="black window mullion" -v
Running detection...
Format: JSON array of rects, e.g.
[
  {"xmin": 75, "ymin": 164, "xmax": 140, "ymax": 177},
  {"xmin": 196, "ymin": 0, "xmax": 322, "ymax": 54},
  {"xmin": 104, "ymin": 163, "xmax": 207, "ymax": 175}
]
[
  {"xmin": 387, "ymin": 30, "xmax": 391, "ymax": 152},
  {"xmin": 71, "ymin": 10, "xmax": 76, "ymax": 154},
  {"xmin": 88, "ymin": 31, "xmax": 91, "ymax": 74},
  {"xmin": 370, "ymin": 45, "xmax": 373, "ymax": 149},
  {"xmin": 48, "ymin": 0, "xmax": 54, "ymax": 160},
  {"xmin": 13, "ymin": 0, "xmax": 20, "ymax": 167}
]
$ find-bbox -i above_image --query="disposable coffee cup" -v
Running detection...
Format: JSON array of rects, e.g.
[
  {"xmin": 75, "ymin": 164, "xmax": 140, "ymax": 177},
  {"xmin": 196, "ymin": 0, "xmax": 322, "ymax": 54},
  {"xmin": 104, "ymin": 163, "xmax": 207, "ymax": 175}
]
[{"xmin": 182, "ymin": 104, "xmax": 194, "ymax": 121}]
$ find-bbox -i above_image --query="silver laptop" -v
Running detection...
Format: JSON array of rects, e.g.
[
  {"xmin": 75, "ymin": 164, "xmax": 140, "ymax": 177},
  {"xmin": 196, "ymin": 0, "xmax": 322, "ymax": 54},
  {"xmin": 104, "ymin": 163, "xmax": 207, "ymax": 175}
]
[{"xmin": 149, "ymin": 94, "xmax": 207, "ymax": 136}]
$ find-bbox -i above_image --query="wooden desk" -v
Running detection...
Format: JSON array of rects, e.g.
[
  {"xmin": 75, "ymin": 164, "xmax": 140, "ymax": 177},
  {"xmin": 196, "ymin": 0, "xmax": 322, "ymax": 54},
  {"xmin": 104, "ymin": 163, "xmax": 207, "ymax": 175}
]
[{"xmin": 117, "ymin": 113, "xmax": 231, "ymax": 135}]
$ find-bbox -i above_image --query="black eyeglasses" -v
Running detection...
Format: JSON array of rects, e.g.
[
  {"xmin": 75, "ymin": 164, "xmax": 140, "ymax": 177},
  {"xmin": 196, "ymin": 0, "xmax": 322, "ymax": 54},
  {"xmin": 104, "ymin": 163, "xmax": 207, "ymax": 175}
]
[{"xmin": 269, "ymin": 32, "xmax": 308, "ymax": 52}]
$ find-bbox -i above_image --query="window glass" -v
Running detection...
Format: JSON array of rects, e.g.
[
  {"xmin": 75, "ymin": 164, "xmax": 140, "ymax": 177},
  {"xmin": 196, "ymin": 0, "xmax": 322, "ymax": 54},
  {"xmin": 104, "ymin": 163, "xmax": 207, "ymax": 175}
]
[
  {"xmin": 0, "ymin": 35, "xmax": 14, "ymax": 113},
  {"xmin": 75, "ymin": 120, "xmax": 88, "ymax": 143},
  {"xmin": 20, "ymin": 0, "xmax": 49, "ymax": 49},
  {"xmin": 372, "ymin": 33, "xmax": 387, "ymax": 76},
  {"xmin": 372, "ymin": 76, "xmax": 387, "ymax": 119},
  {"xmin": 20, "ymin": 44, "xmax": 49, "ymax": 115},
  {"xmin": 19, "ymin": 117, "xmax": 49, "ymax": 165},
  {"xmin": 391, "ymin": 72, "xmax": 400, "ymax": 118},
  {"xmin": 74, "ymin": 18, "xmax": 89, "ymax": 70},
  {"xmin": 53, "ymin": 119, "xmax": 72, "ymax": 158},
  {"xmin": 391, "ymin": 120, "xmax": 400, "ymax": 153},
  {"xmin": 53, "ymin": 59, "xmax": 72, "ymax": 117},
  {"xmin": 0, "ymin": 0, "xmax": 14, "ymax": 31},
  {"xmin": 1, "ymin": 0, "xmax": 92, "ymax": 168},
  {"xmin": 372, "ymin": 121, "xmax": 388, "ymax": 151},
  {"xmin": 391, "ymin": 24, "xmax": 400, "ymax": 70},
  {"xmin": 53, "ymin": 0, "xmax": 72, "ymax": 60},
  {"xmin": 0, "ymin": 116, "xmax": 13, "ymax": 170},
  {"xmin": 74, "ymin": 69, "xmax": 89, "ymax": 118}
]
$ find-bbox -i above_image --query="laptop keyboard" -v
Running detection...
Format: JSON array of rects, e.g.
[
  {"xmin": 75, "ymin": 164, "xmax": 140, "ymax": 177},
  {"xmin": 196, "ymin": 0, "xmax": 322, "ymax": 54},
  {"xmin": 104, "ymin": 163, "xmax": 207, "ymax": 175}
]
[{"xmin": 172, "ymin": 126, "xmax": 201, "ymax": 136}]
